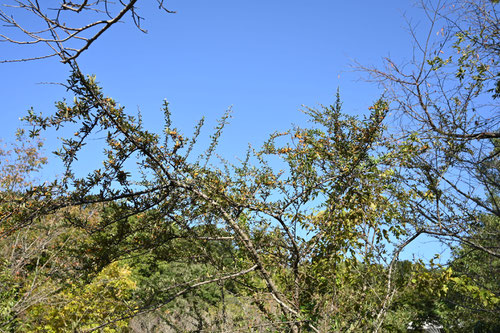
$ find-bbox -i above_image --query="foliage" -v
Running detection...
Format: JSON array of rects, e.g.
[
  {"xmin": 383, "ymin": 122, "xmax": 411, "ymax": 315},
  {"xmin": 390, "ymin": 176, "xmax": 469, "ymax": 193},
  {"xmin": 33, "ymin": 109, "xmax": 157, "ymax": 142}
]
[
  {"xmin": 362, "ymin": 0, "xmax": 499, "ymax": 254},
  {"xmin": 0, "ymin": 133, "xmax": 58, "ymax": 330},
  {"xmin": 0, "ymin": 1, "xmax": 499, "ymax": 332},
  {"xmin": 9, "ymin": 68, "xmax": 420, "ymax": 331},
  {"xmin": 443, "ymin": 213, "xmax": 500, "ymax": 331},
  {"xmin": 26, "ymin": 262, "xmax": 137, "ymax": 332}
]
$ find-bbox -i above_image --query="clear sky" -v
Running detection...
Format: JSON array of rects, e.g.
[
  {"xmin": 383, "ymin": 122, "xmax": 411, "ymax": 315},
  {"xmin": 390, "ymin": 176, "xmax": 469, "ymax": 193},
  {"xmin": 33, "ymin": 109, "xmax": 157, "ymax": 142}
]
[
  {"xmin": 1, "ymin": 1, "xmax": 426, "ymax": 147},
  {"xmin": 0, "ymin": 0, "xmax": 447, "ymax": 261}
]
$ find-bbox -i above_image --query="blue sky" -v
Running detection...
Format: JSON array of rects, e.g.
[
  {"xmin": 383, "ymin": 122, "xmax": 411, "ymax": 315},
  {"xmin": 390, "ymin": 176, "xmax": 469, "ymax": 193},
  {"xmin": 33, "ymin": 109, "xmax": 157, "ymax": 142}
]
[
  {"xmin": 0, "ymin": 0, "xmax": 447, "ymax": 261},
  {"xmin": 1, "ymin": 1, "xmax": 424, "ymax": 148}
]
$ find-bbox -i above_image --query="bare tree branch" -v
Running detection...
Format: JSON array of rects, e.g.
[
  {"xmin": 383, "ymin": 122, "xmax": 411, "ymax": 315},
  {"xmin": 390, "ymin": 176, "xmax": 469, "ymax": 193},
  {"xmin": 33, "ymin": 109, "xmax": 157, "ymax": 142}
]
[{"xmin": 0, "ymin": 0, "xmax": 175, "ymax": 63}]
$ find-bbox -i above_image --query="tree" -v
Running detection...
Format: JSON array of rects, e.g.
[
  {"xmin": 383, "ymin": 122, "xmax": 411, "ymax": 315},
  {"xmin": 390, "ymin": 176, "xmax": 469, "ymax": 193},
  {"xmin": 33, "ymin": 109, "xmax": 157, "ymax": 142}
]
[
  {"xmin": 0, "ymin": 0, "xmax": 174, "ymax": 63},
  {"xmin": 360, "ymin": 0, "xmax": 499, "ymax": 258},
  {"xmin": 1, "ymin": 0, "xmax": 498, "ymax": 331},
  {"xmin": 14, "ymin": 70, "xmax": 420, "ymax": 331},
  {"xmin": 0, "ymin": 133, "xmax": 71, "ymax": 330},
  {"xmin": 26, "ymin": 262, "xmax": 137, "ymax": 332},
  {"xmin": 445, "ymin": 213, "xmax": 500, "ymax": 331},
  {"xmin": 440, "ymin": 141, "xmax": 500, "ymax": 331},
  {"xmin": 357, "ymin": 1, "xmax": 500, "ymax": 329}
]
